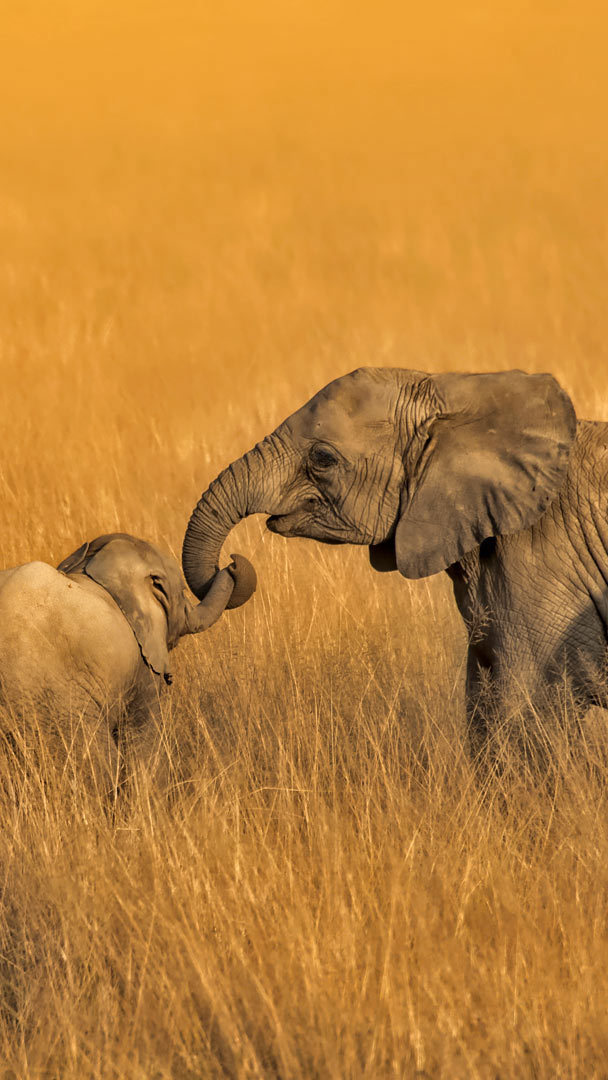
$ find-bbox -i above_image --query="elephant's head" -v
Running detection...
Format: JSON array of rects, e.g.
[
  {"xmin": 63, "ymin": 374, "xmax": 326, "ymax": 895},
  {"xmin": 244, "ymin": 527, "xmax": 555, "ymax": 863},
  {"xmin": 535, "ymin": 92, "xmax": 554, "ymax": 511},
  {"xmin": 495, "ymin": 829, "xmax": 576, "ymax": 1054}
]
[
  {"xmin": 182, "ymin": 368, "xmax": 576, "ymax": 595},
  {"xmin": 58, "ymin": 533, "xmax": 256, "ymax": 682}
]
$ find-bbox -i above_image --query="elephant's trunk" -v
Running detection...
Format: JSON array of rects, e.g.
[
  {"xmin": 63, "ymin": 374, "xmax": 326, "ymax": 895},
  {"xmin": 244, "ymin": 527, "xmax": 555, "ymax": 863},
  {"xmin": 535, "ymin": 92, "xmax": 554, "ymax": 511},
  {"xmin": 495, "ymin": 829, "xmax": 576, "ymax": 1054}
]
[
  {"xmin": 182, "ymin": 436, "xmax": 278, "ymax": 605},
  {"xmin": 184, "ymin": 567, "xmax": 235, "ymax": 633}
]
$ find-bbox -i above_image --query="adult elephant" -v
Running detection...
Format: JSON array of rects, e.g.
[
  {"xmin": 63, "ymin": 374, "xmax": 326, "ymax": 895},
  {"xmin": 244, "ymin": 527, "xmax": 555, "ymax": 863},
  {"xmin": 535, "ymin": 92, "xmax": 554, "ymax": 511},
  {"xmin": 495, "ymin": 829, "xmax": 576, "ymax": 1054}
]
[{"xmin": 182, "ymin": 367, "xmax": 608, "ymax": 751}]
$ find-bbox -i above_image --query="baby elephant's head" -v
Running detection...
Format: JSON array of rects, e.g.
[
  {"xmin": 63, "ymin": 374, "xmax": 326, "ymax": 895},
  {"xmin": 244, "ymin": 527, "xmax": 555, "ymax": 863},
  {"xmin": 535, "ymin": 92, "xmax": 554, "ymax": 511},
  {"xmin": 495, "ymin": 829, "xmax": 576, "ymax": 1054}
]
[{"xmin": 57, "ymin": 533, "xmax": 256, "ymax": 683}]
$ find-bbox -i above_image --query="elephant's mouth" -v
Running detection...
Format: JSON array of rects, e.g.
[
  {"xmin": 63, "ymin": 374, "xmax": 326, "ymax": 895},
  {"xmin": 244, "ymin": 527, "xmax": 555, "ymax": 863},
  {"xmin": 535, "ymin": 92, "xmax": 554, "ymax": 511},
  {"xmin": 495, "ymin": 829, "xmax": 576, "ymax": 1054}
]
[
  {"xmin": 266, "ymin": 514, "xmax": 344, "ymax": 545},
  {"xmin": 266, "ymin": 514, "xmax": 288, "ymax": 535}
]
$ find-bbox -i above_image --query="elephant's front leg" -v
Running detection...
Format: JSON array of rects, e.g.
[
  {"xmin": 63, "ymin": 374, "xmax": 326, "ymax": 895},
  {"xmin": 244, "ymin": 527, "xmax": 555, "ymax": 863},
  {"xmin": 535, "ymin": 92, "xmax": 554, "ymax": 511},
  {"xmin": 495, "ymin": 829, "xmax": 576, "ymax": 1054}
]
[
  {"xmin": 447, "ymin": 557, "xmax": 497, "ymax": 762},
  {"xmin": 121, "ymin": 673, "xmax": 169, "ymax": 789},
  {"xmin": 464, "ymin": 646, "xmax": 496, "ymax": 764}
]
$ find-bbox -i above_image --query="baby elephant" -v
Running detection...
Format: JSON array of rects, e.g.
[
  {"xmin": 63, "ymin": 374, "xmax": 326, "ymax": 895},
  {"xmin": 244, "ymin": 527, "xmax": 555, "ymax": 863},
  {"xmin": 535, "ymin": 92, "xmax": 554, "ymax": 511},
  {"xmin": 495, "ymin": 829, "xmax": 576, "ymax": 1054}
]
[{"xmin": 0, "ymin": 533, "xmax": 256, "ymax": 790}]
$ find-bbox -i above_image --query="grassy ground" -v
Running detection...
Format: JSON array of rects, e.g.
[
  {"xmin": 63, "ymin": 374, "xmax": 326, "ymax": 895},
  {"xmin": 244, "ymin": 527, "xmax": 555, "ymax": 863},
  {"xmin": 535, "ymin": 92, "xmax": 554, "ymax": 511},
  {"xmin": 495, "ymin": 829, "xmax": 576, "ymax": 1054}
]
[{"xmin": 0, "ymin": 2, "xmax": 608, "ymax": 1075}]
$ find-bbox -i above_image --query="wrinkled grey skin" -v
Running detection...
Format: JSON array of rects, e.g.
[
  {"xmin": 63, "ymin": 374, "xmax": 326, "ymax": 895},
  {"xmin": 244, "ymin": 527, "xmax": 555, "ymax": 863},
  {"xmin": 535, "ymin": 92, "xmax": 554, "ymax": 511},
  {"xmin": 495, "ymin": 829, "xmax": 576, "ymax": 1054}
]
[
  {"xmin": 183, "ymin": 367, "xmax": 608, "ymax": 753},
  {"xmin": 0, "ymin": 533, "xmax": 256, "ymax": 789}
]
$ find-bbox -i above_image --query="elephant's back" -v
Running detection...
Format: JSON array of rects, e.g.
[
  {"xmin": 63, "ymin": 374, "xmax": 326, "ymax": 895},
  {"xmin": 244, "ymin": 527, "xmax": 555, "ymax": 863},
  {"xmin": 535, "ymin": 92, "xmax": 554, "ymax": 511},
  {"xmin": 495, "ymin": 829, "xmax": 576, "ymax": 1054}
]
[{"xmin": 0, "ymin": 562, "xmax": 140, "ymax": 715}]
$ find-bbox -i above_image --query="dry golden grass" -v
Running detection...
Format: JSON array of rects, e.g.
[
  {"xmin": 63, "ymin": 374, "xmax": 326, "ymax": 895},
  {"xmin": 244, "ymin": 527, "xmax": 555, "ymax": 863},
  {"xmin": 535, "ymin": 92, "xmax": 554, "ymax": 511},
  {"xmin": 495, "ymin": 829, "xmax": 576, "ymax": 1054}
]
[{"xmin": 1, "ymin": 2, "xmax": 608, "ymax": 1075}]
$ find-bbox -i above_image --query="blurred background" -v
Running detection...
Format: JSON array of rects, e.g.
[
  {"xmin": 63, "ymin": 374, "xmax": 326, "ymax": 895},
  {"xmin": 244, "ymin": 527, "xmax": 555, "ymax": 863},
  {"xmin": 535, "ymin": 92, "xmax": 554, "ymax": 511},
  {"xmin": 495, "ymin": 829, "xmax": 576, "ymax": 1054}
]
[
  {"xmin": 1, "ymin": 2, "xmax": 607, "ymax": 559},
  {"xmin": 0, "ymin": 0, "xmax": 606, "ymax": 675}
]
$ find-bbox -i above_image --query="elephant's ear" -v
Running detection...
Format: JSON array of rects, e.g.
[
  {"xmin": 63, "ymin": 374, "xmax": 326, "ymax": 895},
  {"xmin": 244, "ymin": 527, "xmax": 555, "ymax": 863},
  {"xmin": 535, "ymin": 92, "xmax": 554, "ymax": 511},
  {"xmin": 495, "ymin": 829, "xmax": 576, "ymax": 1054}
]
[
  {"xmin": 83, "ymin": 539, "xmax": 171, "ymax": 680},
  {"xmin": 394, "ymin": 370, "xmax": 577, "ymax": 579},
  {"xmin": 57, "ymin": 533, "xmax": 133, "ymax": 576},
  {"xmin": 57, "ymin": 541, "xmax": 91, "ymax": 575}
]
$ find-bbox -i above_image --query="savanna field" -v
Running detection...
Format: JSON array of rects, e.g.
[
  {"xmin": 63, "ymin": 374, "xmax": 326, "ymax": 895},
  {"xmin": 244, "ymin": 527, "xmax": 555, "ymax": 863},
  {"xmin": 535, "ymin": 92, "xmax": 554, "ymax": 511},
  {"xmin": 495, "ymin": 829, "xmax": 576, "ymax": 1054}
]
[{"xmin": 1, "ymin": 3, "xmax": 608, "ymax": 1076}]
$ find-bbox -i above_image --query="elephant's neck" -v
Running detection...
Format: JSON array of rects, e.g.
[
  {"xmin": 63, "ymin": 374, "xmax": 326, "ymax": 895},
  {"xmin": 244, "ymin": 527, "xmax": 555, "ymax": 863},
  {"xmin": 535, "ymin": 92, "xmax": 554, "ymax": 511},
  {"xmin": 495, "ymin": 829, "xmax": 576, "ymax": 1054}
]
[{"xmin": 446, "ymin": 550, "xmax": 482, "ymax": 627}]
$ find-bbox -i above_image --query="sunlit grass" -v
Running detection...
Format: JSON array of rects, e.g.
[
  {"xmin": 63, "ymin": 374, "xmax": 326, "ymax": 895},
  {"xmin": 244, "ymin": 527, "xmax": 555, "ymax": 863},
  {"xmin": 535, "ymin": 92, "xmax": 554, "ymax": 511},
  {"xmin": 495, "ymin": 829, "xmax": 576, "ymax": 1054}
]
[{"xmin": 1, "ymin": 664, "xmax": 607, "ymax": 1077}]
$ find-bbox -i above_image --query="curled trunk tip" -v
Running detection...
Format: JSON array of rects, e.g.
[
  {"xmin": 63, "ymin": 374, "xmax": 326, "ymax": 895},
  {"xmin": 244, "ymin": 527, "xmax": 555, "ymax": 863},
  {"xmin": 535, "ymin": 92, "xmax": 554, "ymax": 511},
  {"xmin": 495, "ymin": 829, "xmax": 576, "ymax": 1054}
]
[{"xmin": 225, "ymin": 553, "xmax": 257, "ymax": 609}]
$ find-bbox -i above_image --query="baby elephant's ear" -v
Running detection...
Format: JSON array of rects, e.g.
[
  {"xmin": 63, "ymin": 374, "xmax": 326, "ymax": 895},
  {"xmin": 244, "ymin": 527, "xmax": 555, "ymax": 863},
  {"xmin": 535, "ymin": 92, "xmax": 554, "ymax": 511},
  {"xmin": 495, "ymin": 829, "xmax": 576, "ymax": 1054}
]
[
  {"xmin": 395, "ymin": 370, "xmax": 577, "ymax": 579},
  {"xmin": 58, "ymin": 533, "xmax": 134, "ymax": 576},
  {"xmin": 57, "ymin": 541, "xmax": 90, "ymax": 575},
  {"xmin": 84, "ymin": 538, "xmax": 171, "ymax": 681}
]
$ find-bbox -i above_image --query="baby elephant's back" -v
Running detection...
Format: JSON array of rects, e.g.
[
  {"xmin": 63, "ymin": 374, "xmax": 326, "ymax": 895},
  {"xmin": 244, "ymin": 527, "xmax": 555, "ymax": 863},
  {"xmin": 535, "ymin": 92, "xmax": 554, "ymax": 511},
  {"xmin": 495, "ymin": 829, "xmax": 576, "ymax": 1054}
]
[{"xmin": 0, "ymin": 561, "xmax": 141, "ymax": 719}]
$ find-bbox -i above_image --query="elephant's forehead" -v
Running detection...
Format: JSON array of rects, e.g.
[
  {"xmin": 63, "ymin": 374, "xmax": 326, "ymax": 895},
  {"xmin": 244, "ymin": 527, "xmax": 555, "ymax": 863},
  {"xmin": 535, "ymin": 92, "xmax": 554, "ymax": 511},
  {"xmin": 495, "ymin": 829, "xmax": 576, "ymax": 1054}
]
[{"xmin": 285, "ymin": 371, "xmax": 397, "ymax": 445}]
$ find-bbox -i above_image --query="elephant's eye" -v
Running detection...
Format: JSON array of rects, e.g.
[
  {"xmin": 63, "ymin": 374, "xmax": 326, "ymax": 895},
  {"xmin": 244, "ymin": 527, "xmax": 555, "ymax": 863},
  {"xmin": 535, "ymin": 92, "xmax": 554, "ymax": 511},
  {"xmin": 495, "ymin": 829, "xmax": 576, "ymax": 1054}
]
[
  {"xmin": 151, "ymin": 574, "xmax": 168, "ymax": 598},
  {"xmin": 309, "ymin": 444, "xmax": 339, "ymax": 471},
  {"xmin": 151, "ymin": 575, "xmax": 170, "ymax": 615}
]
